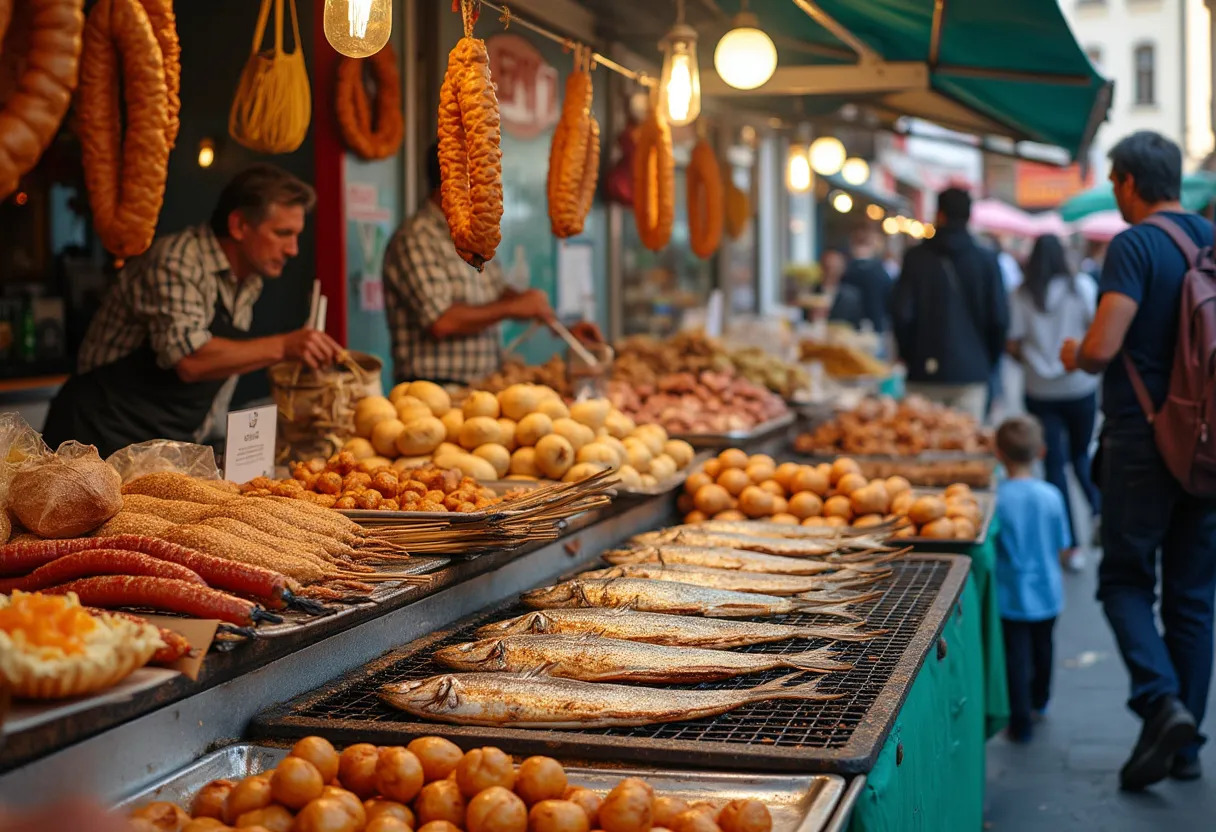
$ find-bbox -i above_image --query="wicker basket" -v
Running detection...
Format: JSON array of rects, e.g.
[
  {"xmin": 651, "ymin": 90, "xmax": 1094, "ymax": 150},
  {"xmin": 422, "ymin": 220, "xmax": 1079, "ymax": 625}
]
[{"xmin": 268, "ymin": 351, "xmax": 382, "ymax": 463}]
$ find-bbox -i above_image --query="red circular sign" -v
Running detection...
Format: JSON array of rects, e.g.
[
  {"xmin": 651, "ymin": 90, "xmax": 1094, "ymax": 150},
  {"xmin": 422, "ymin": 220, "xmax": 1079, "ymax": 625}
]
[{"xmin": 487, "ymin": 34, "xmax": 560, "ymax": 140}]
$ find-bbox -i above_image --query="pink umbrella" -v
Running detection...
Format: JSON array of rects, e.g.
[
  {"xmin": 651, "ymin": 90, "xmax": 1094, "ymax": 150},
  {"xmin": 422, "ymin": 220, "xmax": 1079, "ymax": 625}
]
[
  {"xmin": 1028, "ymin": 211, "xmax": 1070, "ymax": 237},
  {"xmin": 971, "ymin": 199, "xmax": 1040, "ymax": 237},
  {"xmin": 1077, "ymin": 210, "xmax": 1128, "ymax": 242}
]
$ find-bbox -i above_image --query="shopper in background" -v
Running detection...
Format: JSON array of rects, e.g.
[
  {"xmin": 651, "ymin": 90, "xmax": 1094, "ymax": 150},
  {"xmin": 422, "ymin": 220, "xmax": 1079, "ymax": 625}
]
[
  {"xmin": 840, "ymin": 223, "xmax": 893, "ymax": 333},
  {"xmin": 1007, "ymin": 234, "xmax": 1101, "ymax": 572},
  {"xmin": 993, "ymin": 416, "xmax": 1069, "ymax": 743},
  {"xmin": 1061, "ymin": 130, "xmax": 1216, "ymax": 790},
  {"xmin": 891, "ymin": 187, "xmax": 1009, "ymax": 422},
  {"xmin": 0, "ymin": 798, "xmax": 134, "ymax": 831}
]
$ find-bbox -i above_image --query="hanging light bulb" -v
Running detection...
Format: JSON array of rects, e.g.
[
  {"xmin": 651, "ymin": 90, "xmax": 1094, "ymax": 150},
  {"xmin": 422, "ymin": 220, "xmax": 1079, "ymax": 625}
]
[
  {"xmin": 923, "ymin": 222, "xmax": 936, "ymax": 239},
  {"xmin": 324, "ymin": 0, "xmax": 391, "ymax": 58},
  {"xmin": 197, "ymin": 138, "xmax": 215, "ymax": 169},
  {"xmin": 831, "ymin": 192, "xmax": 854, "ymax": 213},
  {"xmin": 808, "ymin": 136, "xmax": 846, "ymax": 176},
  {"xmin": 660, "ymin": 0, "xmax": 701, "ymax": 126},
  {"xmin": 787, "ymin": 145, "xmax": 812, "ymax": 193},
  {"xmin": 841, "ymin": 157, "xmax": 870, "ymax": 186},
  {"xmin": 882, "ymin": 216, "xmax": 899, "ymax": 235},
  {"xmin": 908, "ymin": 220, "xmax": 925, "ymax": 239},
  {"xmin": 866, "ymin": 204, "xmax": 884, "ymax": 221},
  {"xmin": 714, "ymin": 1, "xmax": 777, "ymax": 91}
]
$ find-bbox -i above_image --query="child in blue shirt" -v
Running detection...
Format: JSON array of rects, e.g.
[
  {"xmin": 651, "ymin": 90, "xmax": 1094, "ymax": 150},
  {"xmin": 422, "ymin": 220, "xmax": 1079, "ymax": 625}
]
[{"xmin": 994, "ymin": 415, "xmax": 1070, "ymax": 742}]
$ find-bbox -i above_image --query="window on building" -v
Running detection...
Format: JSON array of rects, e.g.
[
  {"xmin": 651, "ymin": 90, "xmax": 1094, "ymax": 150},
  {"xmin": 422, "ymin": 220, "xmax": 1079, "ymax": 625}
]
[
  {"xmin": 1085, "ymin": 46, "xmax": 1103, "ymax": 71},
  {"xmin": 1134, "ymin": 43, "xmax": 1155, "ymax": 105}
]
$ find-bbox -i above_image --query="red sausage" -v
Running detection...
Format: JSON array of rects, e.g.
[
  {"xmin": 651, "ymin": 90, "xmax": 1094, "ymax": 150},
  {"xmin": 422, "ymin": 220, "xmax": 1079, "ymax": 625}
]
[
  {"xmin": 0, "ymin": 549, "xmax": 204, "ymax": 593},
  {"xmin": 42, "ymin": 576, "xmax": 263, "ymax": 626}
]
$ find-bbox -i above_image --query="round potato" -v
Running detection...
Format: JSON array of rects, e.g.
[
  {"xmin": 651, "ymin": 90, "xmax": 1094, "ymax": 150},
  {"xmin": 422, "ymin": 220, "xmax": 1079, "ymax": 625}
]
[
  {"xmin": 415, "ymin": 778, "xmax": 467, "ymax": 827},
  {"xmin": 466, "ymin": 786, "xmax": 528, "ymax": 832},
  {"xmin": 291, "ymin": 737, "xmax": 340, "ymax": 784},
  {"xmin": 408, "ymin": 736, "xmax": 465, "ymax": 782},
  {"xmin": 717, "ymin": 800, "xmax": 772, "ymax": 832},
  {"xmin": 377, "ymin": 747, "xmax": 424, "ymax": 803},
  {"xmin": 515, "ymin": 756, "xmax": 568, "ymax": 806},
  {"xmin": 338, "ymin": 743, "xmax": 381, "ymax": 798},
  {"xmin": 191, "ymin": 779, "xmax": 235, "ymax": 820},
  {"xmin": 529, "ymin": 800, "xmax": 592, "ymax": 832},
  {"xmin": 562, "ymin": 787, "xmax": 603, "ymax": 828},
  {"xmin": 455, "ymin": 747, "xmax": 516, "ymax": 798},
  {"xmin": 597, "ymin": 781, "xmax": 652, "ymax": 832}
]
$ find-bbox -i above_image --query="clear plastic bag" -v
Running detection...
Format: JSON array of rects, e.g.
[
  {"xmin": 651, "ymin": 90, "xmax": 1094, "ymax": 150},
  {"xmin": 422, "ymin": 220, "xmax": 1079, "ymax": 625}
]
[
  {"xmin": 107, "ymin": 440, "xmax": 222, "ymax": 485},
  {"xmin": 0, "ymin": 412, "xmax": 51, "ymax": 508}
]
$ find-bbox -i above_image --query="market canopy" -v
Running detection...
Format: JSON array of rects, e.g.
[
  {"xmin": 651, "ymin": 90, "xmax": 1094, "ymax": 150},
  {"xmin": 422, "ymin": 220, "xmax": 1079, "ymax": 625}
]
[{"xmin": 1058, "ymin": 171, "xmax": 1216, "ymax": 221}]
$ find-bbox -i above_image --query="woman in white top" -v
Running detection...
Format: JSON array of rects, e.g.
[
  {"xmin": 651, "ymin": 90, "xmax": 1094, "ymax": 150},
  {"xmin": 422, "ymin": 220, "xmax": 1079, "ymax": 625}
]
[{"xmin": 1007, "ymin": 234, "xmax": 1101, "ymax": 564}]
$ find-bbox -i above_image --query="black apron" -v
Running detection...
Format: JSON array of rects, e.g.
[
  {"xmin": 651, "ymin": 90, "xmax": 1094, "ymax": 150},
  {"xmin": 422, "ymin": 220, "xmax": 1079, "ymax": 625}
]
[{"xmin": 43, "ymin": 296, "xmax": 247, "ymax": 458}]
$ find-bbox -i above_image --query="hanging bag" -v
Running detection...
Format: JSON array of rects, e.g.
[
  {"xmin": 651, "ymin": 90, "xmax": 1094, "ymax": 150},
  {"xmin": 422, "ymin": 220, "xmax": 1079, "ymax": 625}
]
[{"xmin": 229, "ymin": 0, "xmax": 311, "ymax": 154}]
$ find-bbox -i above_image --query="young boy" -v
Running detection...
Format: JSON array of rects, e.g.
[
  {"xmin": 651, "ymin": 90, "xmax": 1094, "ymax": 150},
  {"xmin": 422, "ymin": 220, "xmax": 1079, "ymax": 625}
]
[{"xmin": 994, "ymin": 415, "xmax": 1070, "ymax": 741}]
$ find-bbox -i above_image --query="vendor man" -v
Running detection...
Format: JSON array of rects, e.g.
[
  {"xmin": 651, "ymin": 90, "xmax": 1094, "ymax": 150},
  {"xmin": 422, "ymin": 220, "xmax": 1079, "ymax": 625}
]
[
  {"xmin": 43, "ymin": 164, "xmax": 342, "ymax": 456},
  {"xmin": 383, "ymin": 141, "xmax": 600, "ymax": 386}
]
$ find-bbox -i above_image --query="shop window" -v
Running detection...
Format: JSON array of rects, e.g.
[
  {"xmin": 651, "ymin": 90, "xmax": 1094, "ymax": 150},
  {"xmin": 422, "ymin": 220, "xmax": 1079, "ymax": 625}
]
[{"xmin": 1134, "ymin": 43, "xmax": 1155, "ymax": 105}]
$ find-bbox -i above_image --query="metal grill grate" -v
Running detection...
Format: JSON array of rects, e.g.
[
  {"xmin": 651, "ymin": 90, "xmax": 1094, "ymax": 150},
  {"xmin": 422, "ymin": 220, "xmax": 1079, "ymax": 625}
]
[{"xmin": 254, "ymin": 555, "xmax": 968, "ymax": 773}]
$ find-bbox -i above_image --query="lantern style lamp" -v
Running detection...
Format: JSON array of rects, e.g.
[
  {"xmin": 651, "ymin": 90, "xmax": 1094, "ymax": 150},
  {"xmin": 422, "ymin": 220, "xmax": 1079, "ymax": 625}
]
[{"xmin": 714, "ymin": 2, "xmax": 777, "ymax": 90}]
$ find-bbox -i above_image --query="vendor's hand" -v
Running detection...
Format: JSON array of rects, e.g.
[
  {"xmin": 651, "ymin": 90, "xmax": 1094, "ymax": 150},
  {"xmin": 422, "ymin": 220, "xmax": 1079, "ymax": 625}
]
[
  {"xmin": 568, "ymin": 321, "xmax": 604, "ymax": 344},
  {"xmin": 0, "ymin": 798, "xmax": 134, "ymax": 832},
  {"xmin": 282, "ymin": 328, "xmax": 343, "ymax": 369},
  {"xmin": 511, "ymin": 289, "xmax": 556, "ymax": 324},
  {"xmin": 1060, "ymin": 338, "xmax": 1081, "ymax": 373}
]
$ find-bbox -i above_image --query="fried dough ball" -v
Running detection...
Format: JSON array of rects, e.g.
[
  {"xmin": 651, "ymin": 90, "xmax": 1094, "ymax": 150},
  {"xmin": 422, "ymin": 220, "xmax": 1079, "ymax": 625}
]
[
  {"xmin": 191, "ymin": 779, "xmax": 235, "ymax": 820},
  {"xmin": 129, "ymin": 802, "xmax": 190, "ymax": 830},
  {"xmin": 467, "ymin": 786, "xmax": 528, "ymax": 832},
  {"xmin": 182, "ymin": 820, "xmax": 229, "ymax": 832},
  {"xmin": 293, "ymin": 797, "xmax": 359, "ymax": 832},
  {"xmin": 455, "ymin": 747, "xmax": 516, "ymax": 798},
  {"xmin": 419, "ymin": 822, "xmax": 463, "ymax": 832},
  {"xmin": 377, "ymin": 747, "xmax": 424, "ymax": 803},
  {"xmin": 289, "ymin": 738, "xmax": 339, "ymax": 784},
  {"xmin": 408, "ymin": 736, "xmax": 464, "ymax": 783},
  {"xmin": 415, "ymin": 778, "xmax": 467, "ymax": 826},
  {"xmin": 321, "ymin": 786, "xmax": 367, "ymax": 827},
  {"xmin": 716, "ymin": 800, "xmax": 771, "ymax": 832},
  {"xmin": 338, "ymin": 743, "xmax": 381, "ymax": 798},
  {"xmin": 367, "ymin": 818, "xmax": 413, "ymax": 832},
  {"xmin": 365, "ymin": 798, "xmax": 415, "ymax": 827},
  {"xmin": 268, "ymin": 756, "xmax": 323, "ymax": 810},
  {"xmin": 669, "ymin": 809, "xmax": 722, "ymax": 832},
  {"xmin": 562, "ymin": 787, "xmax": 603, "ymax": 828},
  {"xmin": 652, "ymin": 797, "xmax": 690, "ymax": 829},
  {"xmin": 236, "ymin": 805, "xmax": 294, "ymax": 832},
  {"xmin": 316, "ymin": 471, "xmax": 343, "ymax": 495},
  {"xmin": 515, "ymin": 756, "xmax": 567, "ymax": 806},
  {"xmin": 598, "ymin": 781, "xmax": 652, "ymax": 832},
  {"xmin": 224, "ymin": 775, "xmax": 274, "ymax": 824},
  {"xmin": 529, "ymin": 800, "xmax": 591, "ymax": 832}
]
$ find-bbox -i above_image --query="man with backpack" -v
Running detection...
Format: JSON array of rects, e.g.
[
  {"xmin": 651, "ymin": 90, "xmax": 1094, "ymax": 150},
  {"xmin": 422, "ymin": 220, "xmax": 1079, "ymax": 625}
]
[
  {"xmin": 891, "ymin": 187, "xmax": 1009, "ymax": 422},
  {"xmin": 1062, "ymin": 130, "xmax": 1216, "ymax": 790}
]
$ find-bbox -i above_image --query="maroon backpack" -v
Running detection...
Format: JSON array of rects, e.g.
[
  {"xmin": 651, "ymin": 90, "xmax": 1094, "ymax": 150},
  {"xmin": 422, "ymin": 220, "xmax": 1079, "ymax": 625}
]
[{"xmin": 1124, "ymin": 214, "xmax": 1216, "ymax": 496}]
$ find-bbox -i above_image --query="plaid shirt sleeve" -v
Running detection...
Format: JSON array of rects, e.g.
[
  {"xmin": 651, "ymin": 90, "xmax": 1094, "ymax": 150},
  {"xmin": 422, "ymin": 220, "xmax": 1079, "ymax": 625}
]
[
  {"xmin": 129, "ymin": 235, "xmax": 215, "ymax": 370},
  {"xmin": 393, "ymin": 224, "xmax": 455, "ymax": 330}
]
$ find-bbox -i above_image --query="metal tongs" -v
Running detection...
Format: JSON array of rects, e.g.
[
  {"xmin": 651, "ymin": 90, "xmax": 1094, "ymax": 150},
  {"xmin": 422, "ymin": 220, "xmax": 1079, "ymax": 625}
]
[{"xmin": 504, "ymin": 319, "xmax": 601, "ymax": 369}]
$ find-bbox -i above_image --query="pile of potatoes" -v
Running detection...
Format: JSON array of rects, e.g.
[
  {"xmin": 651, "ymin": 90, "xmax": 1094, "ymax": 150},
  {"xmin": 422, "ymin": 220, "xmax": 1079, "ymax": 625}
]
[
  {"xmin": 678, "ymin": 450, "xmax": 983, "ymax": 539},
  {"xmin": 127, "ymin": 735, "xmax": 774, "ymax": 832},
  {"xmin": 345, "ymin": 383, "xmax": 696, "ymax": 488}
]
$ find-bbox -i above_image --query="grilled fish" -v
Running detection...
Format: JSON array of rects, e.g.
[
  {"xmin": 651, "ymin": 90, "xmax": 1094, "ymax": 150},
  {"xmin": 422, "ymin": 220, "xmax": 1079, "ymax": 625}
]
[
  {"xmin": 476, "ymin": 608, "xmax": 884, "ymax": 646},
  {"xmin": 579, "ymin": 563, "xmax": 888, "ymax": 600},
  {"xmin": 433, "ymin": 633, "xmax": 854, "ymax": 682},
  {"xmin": 603, "ymin": 544, "xmax": 901, "ymax": 575},
  {"xmin": 380, "ymin": 671, "xmax": 842, "ymax": 728},
  {"xmin": 521, "ymin": 577, "xmax": 864, "ymax": 620},
  {"xmin": 631, "ymin": 527, "xmax": 892, "ymax": 557}
]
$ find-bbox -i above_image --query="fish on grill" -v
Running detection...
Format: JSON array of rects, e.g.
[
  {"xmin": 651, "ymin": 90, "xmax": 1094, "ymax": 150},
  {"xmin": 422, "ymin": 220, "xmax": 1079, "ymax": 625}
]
[
  {"xmin": 521, "ymin": 578, "xmax": 864, "ymax": 620},
  {"xmin": 630, "ymin": 527, "xmax": 893, "ymax": 558},
  {"xmin": 603, "ymin": 544, "xmax": 902, "ymax": 575},
  {"xmin": 433, "ymin": 633, "xmax": 854, "ymax": 682},
  {"xmin": 476, "ymin": 608, "xmax": 885, "ymax": 646},
  {"xmin": 579, "ymin": 563, "xmax": 888, "ymax": 601},
  {"xmin": 380, "ymin": 670, "xmax": 842, "ymax": 728}
]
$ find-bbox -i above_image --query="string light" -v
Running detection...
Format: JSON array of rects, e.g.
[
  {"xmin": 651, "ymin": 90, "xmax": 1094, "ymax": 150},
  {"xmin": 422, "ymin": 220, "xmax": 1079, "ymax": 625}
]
[
  {"xmin": 809, "ymin": 136, "xmax": 846, "ymax": 176},
  {"xmin": 197, "ymin": 138, "xmax": 215, "ymax": 169},
  {"xmin": 882, "ymin": 216, "xmax": 899, "ymax": 235},
  {"xmin": 841, "ymin": 157, "xmax": 870, "ymax": 186},
  {"xmin": 866, "ymin": 204, "xmax": 884, "ymax": 221},
  {"xmin": 787, "ymin": 145, "xmax": 812, "ymax": 193},
  {"xmin": 831, "ymin": 191, "xmax": 854, "ymax": 213}
]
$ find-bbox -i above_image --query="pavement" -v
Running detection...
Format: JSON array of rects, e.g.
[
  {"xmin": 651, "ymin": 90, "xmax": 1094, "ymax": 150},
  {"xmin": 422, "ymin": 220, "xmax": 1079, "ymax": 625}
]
[{"xmin": 984, "ymin": 550, "xmax": 1216, "ymax": 830}]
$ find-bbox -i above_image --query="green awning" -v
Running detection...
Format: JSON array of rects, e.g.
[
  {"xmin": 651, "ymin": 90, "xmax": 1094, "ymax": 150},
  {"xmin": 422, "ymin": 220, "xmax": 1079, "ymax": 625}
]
[
  {"xmin": 1059, "ymin": 172, "xmax": 1216, "ymax": 221},
  {"xmin": 700, "ymin": 0, "xmax": 1111, "ymax": 160}
]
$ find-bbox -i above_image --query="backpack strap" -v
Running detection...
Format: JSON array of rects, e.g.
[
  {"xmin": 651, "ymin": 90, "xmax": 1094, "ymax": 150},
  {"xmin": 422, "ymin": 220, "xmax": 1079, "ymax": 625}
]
[
  {"xmin": 1122, "ymin": 352, "xmax": 1157, "ymax": 423},
  {"xmin": 1142, "ymin": 214, "xmax": 1201, "ymax": 266}
]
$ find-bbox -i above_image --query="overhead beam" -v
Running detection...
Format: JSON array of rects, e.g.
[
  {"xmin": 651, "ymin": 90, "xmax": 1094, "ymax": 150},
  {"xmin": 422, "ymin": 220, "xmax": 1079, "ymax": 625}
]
[{"xmin": 700, "ymin": 61, "xmax": 929, "ymax": 96}]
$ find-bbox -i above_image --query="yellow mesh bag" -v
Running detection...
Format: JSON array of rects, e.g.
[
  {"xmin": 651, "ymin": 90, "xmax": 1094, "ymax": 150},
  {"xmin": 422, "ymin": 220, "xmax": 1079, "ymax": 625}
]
[{"xmin": 228, "ymin": 0, "xmax": 310, "ymax": 154}]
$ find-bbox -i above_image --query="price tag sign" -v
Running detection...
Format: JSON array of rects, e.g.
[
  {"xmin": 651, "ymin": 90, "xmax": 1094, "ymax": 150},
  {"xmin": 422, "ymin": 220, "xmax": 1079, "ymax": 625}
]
[{"xmin": 224, "ymin": 404, "xmax": 277, "ymax": 483}]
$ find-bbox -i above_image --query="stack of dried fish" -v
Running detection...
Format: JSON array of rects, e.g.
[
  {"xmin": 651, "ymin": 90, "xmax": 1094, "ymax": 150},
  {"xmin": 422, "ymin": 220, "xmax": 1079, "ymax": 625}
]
[{"xmin": 380, "ymin": 520, "xmax": 904, "ymax": 729}]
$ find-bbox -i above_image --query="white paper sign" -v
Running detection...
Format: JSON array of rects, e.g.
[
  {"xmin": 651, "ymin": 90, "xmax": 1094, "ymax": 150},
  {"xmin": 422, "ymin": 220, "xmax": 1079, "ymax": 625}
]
[
  {"xmin": 705, "ymin": 290, "xmax": 725, "ymax": 338},
  {"xmin": 557, "ymin": 240, "xmax": 595, "ymax": 318},
  {"xmin": 224, "ymin": 405, "xmax": 277, "ymax": 483}
]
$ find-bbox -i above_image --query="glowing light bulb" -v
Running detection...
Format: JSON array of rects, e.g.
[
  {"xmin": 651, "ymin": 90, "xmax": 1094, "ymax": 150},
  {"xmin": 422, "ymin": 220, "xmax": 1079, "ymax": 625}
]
[
  {"xmin": 924, "ymin": 223, "xmax": 936, "ymax": 239},
  {"xmin": 841, "ymin": 157, "xmax": 870, "ymax": 186},
  {"xmin": 787, "ymin": 146, "xmax": 812, "ymax": 193},
  {"xmin": 908, "ymin": 220, "xmax": 925, "ymax": 239},
  {"xmin": 882, "ymin": 217, "xmax": 899, "ymax": 235},
  {"xmin": 197, "ymin": 139, "xmax": 215, "ymax": 169},
  {"xmin": 832, "ymin": 192, "xmax": 853, "ymax": 213},
  {"xmin": 808, "ymin": 136, "xmax": 846, "ymax": 176},
  {"xmin": 866, "ymin": 204, "xmax": 884, "ymax": 221},
  {"xmin": 714, "ymin": 12, "xmax": 777, "ymax": 90},
  {"xmin": 661, "ymin": 24, "xmax": 701, "ymax": 126},
  {"xmin": 324, "ymin": 0, "xmax": 391, "ymax": 58}
]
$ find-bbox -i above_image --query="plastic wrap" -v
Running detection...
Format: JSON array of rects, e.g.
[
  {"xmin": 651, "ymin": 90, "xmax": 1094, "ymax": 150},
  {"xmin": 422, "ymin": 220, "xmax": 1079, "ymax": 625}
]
[
  {"xmin": 0, "ymin": 413, "xmax": 50, "ymax": 541},
  {"xmin": 107, "ymin": 439, "xmax": 223, "ymax": 485}
]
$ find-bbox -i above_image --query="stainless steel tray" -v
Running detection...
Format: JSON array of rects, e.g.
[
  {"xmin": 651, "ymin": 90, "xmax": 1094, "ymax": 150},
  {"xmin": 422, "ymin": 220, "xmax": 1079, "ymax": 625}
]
[
  {"xmin": 672, "ymin": 411, "xmax": 796, "ymax": 450},
  {"xmin": 117, "ymin": 743, "xmax": 851, "ymax": 832},
  {"xmin": 895, "ymin": 490, "xmax": 996, "ymax": 551}
]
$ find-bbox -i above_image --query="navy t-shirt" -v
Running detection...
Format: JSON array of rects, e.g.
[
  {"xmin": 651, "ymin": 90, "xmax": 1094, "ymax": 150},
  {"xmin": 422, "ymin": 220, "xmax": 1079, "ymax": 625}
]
[{"xmin": 1099, "ymin": 212, "xmax": 1215, "ymax": 420}]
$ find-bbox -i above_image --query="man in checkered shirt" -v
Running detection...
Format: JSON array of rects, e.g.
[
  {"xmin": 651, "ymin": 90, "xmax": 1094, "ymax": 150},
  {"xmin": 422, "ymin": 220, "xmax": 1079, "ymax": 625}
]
[
  {"xmin": 383, "ymin": 141, "xmax": 600, "ymax": 386},
  {"xmin": 43, "ymin": 165, "xmax": 342, "ymax": 456}
]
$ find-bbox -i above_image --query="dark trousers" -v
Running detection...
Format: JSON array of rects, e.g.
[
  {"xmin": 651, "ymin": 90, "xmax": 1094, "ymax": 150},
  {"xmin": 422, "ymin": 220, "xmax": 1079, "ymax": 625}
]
[
  {"xmin": 1025, "ymin": 393, "xmax": 1101, "ymax": 548},
  {"xmin": 1097, "ymin": 421, "xmax": 1216, "ymax": 762},
  {"xmin": 1002, "ymin": 617, "xmax": 1056, "ymax": 738}
]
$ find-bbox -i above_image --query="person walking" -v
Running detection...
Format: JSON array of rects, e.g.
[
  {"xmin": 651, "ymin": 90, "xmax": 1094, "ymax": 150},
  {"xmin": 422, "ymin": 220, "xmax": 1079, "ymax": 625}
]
[
  {"xmin": 891, "ymin": 187, "xmax": 1009, "ymax": 422},
  {"xmin": 1061, "ymin": 131, "xmax": 1216, "ymax": 790},
  {"xmin": 1007, "ymin": 234, "xmax": 1101, "ymax": 572},
  {"xmin": 840, "ymin": 223, "xmax": 893, "ymax": 333}
]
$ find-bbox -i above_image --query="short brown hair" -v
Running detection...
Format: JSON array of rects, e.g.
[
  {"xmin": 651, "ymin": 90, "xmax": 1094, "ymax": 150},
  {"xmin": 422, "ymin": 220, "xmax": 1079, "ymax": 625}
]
[
  {"xmin": 996, "ymin": 416, "xmax": 1044, "ymax": 465},
  {"xmin": 210, "ymin": 164, "xmax": 316, "ymax": 238}
]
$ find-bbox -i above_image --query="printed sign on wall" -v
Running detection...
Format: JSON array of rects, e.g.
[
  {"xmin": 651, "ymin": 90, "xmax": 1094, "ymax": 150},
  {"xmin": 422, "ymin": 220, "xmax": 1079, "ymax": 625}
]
[{"xmin": 488, "ymin": 33, "xmax": 559, "ymax": 139}]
